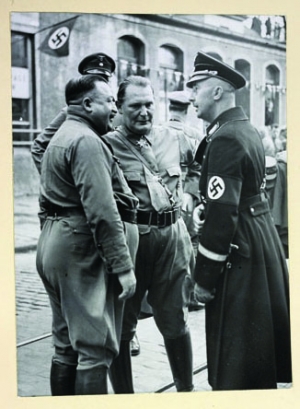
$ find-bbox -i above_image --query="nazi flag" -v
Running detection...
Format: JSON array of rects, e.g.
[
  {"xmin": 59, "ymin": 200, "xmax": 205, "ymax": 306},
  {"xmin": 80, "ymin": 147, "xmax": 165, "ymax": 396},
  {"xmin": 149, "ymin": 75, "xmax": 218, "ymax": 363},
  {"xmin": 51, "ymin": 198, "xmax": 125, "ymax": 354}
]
[{"xmin": 38, "ymin": 16, "xmax": 78, "ymax": 57}]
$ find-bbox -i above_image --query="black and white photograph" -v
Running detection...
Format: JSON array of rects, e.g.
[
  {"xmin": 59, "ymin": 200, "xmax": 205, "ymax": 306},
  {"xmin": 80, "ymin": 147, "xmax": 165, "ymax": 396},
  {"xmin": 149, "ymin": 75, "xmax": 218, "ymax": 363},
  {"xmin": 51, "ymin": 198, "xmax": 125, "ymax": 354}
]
[{"xmin": 5, "ymin": 6, "xmax": 299, "ymax": 408}]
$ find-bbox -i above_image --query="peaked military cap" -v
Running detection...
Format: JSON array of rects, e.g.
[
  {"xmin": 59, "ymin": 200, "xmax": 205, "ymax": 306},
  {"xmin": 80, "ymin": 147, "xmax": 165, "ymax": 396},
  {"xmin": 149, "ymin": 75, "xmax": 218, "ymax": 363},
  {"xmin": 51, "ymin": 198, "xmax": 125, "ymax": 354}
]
[
  {"xmin": 168, "ymin": 91, "xmax": 191, "ymax": 106},
  {"xmin": 78, "ymin": 52, "xmax": 116, "ymax": 78},
  {"xmin": 186, "ymin": 51, "xmax": 246, "ymax": 90}
]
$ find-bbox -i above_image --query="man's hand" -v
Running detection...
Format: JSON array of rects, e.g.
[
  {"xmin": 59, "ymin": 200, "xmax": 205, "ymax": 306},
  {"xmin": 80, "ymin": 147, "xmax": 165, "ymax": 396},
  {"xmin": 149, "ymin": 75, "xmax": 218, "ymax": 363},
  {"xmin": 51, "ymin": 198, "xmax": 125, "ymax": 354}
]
[
  {"xmin": 181, "ymin": 192, "xmax": 194, "ymax": 215},
  {"xmin": 192, "ymin": 204, "xmax": 205, "ymax": 234},
  {"xmin": 117, "ymin": 269, "xmax": 136, "ymax": 301},
  {"xmin": 194, "ymin": 283, "xmax": 215, "ymax": 303}
]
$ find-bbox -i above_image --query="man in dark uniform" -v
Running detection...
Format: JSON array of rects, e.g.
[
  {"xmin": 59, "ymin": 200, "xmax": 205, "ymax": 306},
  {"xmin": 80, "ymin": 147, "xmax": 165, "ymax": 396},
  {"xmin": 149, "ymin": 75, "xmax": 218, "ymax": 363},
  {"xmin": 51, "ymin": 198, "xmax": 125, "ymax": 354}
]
[
  {"xmin": 36, "ymin": 74, "xmax": 139, "ymax": 395},
  {"xmin": 187, "ymin": 51, "xmax": 292, "ymax": 390},
  {"xmin": 103, "ymin": 76, "xmax": 197, "ymax": 393}
]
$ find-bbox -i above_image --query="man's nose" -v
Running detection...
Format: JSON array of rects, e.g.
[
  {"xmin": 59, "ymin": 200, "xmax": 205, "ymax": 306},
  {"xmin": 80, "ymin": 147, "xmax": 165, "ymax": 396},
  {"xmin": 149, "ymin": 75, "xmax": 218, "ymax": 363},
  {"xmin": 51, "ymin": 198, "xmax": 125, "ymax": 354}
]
[
  {"xmin": 139, "ymin": 106, "xmax": 148, "ymax": 116},
  {"xmin": 112, "ymin": 101, "xmax": 117, "ymax": 113},
  {"xmin": 189, "ymin": 92, "xmax": 195, "ymax": 103}
]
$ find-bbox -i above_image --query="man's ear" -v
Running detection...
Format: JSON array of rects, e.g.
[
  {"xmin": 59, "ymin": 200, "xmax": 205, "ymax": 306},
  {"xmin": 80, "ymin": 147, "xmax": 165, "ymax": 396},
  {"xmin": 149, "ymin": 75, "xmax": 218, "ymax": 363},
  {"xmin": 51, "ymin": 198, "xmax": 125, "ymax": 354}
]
[
  {"xmin": 82, "ymin": 96, "xmax": 93, "ymax": 112},
  {"xmin": 213, "ymin": 86, "xmax": 223, "ymax": 101}
]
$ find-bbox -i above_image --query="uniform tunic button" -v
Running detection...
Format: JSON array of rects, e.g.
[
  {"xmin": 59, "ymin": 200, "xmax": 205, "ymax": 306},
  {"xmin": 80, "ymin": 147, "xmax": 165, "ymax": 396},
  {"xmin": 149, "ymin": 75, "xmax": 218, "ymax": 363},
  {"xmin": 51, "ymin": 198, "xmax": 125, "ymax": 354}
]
[{"xmin": 250, "ymin": 207, "xmax": 255, "ymax": 213}]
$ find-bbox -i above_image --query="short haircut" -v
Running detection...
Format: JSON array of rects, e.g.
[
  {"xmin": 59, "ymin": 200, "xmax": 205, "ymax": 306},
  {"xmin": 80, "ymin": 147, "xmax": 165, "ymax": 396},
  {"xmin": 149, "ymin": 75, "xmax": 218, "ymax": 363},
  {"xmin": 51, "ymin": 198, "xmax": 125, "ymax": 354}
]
[
  {"xmin": 65, "ymin": 74, "xmax": 107, "ymax": 105},
  {"xmin": 117, "ymin": 75, "xmax": 153, "ymax": 105}
]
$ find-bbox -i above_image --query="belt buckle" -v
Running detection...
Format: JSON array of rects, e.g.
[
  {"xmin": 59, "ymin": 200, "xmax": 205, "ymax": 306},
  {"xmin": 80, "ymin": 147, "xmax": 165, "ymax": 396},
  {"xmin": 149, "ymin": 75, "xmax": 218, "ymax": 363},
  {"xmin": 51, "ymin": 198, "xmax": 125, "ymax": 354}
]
[{"xmin": 158, "ymin": 210, "xmax": 173, "ymax": 227}]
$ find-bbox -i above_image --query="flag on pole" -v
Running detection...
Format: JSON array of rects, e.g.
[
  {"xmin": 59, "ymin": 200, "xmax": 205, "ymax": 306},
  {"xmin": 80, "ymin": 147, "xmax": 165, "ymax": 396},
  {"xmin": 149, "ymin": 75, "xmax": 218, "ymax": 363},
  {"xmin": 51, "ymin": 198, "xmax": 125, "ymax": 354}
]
[{"xmin": 38, "ymin": 16, "xmax": 78, "ymax": 57}]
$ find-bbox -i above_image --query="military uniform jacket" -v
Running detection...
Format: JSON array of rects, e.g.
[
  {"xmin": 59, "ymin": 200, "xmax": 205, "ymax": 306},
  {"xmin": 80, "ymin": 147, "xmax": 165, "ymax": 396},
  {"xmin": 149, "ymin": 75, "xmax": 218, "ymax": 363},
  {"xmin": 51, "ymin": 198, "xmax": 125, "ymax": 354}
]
[
  {"xmin": 194, "ymin": 107, "xmax": 291, "ymax": 389},
  {"xmin": 103, "ymin": 125, "xmax": 200, "ymax": 213},
  {"xmin": 32, "ymin": 107, "xmax": 138, "ymax": 225},
  {"xmin": 40, "ymin": 109, "xmax": 135, "ymax": 275}
]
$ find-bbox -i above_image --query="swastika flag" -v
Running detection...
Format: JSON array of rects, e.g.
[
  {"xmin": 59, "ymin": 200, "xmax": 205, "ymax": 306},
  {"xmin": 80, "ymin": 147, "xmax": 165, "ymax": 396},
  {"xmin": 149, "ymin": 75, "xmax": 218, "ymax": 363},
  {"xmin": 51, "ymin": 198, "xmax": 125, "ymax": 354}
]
[{"xmin": 38, "ymin": 17, "xmax": 78, "ymax": 57}]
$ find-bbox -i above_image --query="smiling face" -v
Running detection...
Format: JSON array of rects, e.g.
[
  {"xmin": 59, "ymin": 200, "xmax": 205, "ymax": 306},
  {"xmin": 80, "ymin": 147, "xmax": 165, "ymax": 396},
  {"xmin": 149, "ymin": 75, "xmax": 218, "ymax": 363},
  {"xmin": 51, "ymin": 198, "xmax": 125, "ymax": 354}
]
[
  {"xmin": 89, "ymin": 80, "xmax": 117, "ymax": 135},
  {"xmin": 118, "ymin": 84, "xmax": 155, "ymax": 136}
]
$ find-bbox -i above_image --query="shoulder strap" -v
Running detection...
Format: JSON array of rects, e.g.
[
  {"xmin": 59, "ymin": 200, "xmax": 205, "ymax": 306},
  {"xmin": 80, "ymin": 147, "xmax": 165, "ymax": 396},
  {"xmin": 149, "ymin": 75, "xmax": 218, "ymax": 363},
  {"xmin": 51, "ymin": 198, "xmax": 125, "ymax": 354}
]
[{"xmin": 115, "ymin": 128, "xmax": 158, "ymax": 175}]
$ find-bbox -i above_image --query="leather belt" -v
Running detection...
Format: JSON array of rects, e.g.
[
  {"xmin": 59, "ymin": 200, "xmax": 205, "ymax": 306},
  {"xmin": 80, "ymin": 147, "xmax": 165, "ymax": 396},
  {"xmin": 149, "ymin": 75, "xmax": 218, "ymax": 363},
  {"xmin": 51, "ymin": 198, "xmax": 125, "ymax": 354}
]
[
  {"xmin": 136, "ymin": 208, "xmax": 181, "ymax": 227},
  {"xmin": 118, "ymin": 207, "xmax": 137, "ymax": 224},
  {"xmin": 46, "ymin": 205, "xmax": 84, "ymax": 217},
  {"xmin": 239, "ymin": 193, "xmax": 269, "ymax": 213},
  {"xmin": 47, "ymin": 204, "xmax": 137, "ymax": 224}
]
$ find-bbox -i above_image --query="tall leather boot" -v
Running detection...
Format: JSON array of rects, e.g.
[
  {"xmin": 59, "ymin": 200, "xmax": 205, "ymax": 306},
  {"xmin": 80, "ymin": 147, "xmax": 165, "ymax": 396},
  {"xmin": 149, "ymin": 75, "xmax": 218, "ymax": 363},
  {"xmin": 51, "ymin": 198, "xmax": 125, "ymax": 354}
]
[
  {"xmin": 164, "ymin": 331, "xmax": 194, "ymax": 392},
  {"xmin": 75, "ymin": 366, "xmax": 108, "ymax": 395},
  {"xmin": 109, "ymin": 340, "xmax": 134, "ymax": 394},
  {"xmin": 50, "ymin": 360, "xmax": 77, "ymax": 396}
]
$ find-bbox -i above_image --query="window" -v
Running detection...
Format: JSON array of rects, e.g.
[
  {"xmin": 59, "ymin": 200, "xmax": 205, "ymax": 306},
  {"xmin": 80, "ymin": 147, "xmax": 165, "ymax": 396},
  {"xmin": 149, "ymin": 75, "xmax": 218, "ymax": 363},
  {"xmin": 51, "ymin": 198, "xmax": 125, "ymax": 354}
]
[
  {"xmin": 264, "ymin": 65, "xmax": 280, "ymax": 126},
  {"xmin": 11, "ymin": 31, "xmax": 36, "ymax": 142},
  {"xmin": 117, "ymin": 36, "xmax": 147, "ymax": 84},
  {"xmin": 158, "ymin": 45, "xmax": 184, "ymax": 121},
  {"xmin": 235, "ymin": 59, "xmax": 251, "ymax": 119}
]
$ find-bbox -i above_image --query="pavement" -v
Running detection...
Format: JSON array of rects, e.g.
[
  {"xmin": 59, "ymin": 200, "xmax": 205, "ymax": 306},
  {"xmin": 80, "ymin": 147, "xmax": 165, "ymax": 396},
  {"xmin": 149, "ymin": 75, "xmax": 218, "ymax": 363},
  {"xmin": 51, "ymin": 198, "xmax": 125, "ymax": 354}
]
[{"xmin": 14, "ymin": 193, "xmax": 211, "ymax": 397}]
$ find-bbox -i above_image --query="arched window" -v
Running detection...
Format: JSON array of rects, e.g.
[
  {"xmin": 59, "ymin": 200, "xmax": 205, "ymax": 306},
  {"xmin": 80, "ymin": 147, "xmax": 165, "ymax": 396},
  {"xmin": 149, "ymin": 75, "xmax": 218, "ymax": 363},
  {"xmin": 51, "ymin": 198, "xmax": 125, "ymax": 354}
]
[
  {"xmin": 235, "ymin": 59, "xmax": 251, "ymax": 118},
  {"xmin": 159, "ymin": 44, "xmax": 184, "ymax": 121},
  {"xmin": 264, "ymin": 65, "xmax": 280, "ymax": 126},
  {"xmin": 117, "ymin": 36, "xmax": 146, "ymax": 83}
]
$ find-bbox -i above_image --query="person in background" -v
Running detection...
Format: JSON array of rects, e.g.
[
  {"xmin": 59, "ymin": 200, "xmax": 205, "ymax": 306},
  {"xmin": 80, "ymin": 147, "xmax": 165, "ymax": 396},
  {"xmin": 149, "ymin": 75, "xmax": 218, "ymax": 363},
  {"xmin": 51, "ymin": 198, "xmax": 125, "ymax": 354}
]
[
  {"xmin": 188, "ymin": 51, "xmax": 292, "ymax": 390},
  {"xmin": 164, "ymin": 90, "xmax": 204, "ymax": 311},
  {"xmin": 272, "ymin": 149, "xmax": 288, "ymax": 258},
  {"xmin": 36, "ymin": 74, "xmax": 138, "ymax": 395},
  {"xmin": 266, "ymin": 150, "xmax": 288, "ymax": 259},
  {"xmin": 277, "ymin": 126, "xmax": 287, "ymax": 152},
  {"xmin": 258, "ymin": 126, "xmax": 276, "ymax": 157},
  {"xmin": 165, "ymin": 90, "xmax": 203, "ymax": 143},
  {"xmin": 103, "ymin": 76, "xmax": 197, "ymax": 393}
]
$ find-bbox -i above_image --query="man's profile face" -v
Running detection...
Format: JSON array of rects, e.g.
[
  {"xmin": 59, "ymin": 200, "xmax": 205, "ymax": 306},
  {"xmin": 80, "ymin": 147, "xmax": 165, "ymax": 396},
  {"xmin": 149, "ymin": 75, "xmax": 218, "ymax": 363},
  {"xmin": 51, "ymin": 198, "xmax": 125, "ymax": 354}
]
[
  {"xmin": 190, "ymin": 79, "xmax": 215, "ymax": 122},
  {"xmin": 119, "ymin": 84, "xmax": 154, "ymax": 135},
  {"xmin": 90, "ymin": 81, "xmax": 117, "ymax": 135}
]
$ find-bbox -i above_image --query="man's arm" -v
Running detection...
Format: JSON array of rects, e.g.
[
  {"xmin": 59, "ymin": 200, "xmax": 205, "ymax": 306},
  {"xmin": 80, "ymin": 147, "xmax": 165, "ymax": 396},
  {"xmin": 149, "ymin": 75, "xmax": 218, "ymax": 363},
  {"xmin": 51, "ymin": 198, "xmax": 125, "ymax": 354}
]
[
  {"xmin": 31, "ymin": 107, "xmax": 67, "ymax": 173},
  {"xmin": 181, "ymin": 134, "xmax": 201, "ymax": 208}
]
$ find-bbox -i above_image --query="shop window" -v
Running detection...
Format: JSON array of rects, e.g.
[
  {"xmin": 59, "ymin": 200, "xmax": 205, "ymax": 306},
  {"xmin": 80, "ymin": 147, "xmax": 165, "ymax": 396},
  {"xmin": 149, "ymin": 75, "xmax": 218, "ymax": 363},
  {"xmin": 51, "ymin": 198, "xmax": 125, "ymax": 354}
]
[
  {"xmin": 235, "ymin": 59, "xmax": 251, "ymax": 119},
  {"xmin": 11, "ymin": 32, "xmax": 36, "ymax": 142},
  {"xmin": 117, "ymin": 36, "xmax": 147, "ymax": 84}
]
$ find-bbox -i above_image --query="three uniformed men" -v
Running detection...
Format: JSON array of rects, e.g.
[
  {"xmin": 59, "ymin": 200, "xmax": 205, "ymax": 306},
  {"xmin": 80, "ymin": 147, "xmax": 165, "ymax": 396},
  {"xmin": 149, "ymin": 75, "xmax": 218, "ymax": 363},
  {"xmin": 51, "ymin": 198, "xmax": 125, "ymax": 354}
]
[{"xmin": 33, "ymin": 50, "xmax": 292, "ymax": 393}]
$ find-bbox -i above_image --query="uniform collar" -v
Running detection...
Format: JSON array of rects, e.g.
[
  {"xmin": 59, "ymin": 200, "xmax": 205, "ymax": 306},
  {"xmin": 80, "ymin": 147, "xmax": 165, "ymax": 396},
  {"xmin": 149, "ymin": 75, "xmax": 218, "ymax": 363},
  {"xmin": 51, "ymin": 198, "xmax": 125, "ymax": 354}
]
[
  {"xmin": 206, "ymin": 106, "xmax": 248, "ymax": 140},
  {"xmin": 118, "ymin": 125, "xmax": 152, "ymax": 146}
]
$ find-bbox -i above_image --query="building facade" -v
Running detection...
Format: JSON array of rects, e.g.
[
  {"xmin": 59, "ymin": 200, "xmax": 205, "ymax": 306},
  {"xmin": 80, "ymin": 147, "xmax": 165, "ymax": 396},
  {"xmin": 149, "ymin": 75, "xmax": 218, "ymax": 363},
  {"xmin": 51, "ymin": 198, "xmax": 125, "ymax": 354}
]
[{"xmin": 11, "ymin": 12, "xmax": 286, "ymax": 144}]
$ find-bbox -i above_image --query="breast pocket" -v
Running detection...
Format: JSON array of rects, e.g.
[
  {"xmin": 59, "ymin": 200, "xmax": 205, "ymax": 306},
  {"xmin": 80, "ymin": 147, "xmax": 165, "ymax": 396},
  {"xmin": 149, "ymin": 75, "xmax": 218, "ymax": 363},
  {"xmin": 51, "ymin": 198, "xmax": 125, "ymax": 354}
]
[
  {"xmin": 166, "ymin": 166, "xmax": 181, "ymax": 178},
  {"xmin": 165, "ymin": 166, "xmax": 182, "ymax": 192},
  {"xmin": 123, "ymin": 171, "xmax": 141, "ymax": 182}
]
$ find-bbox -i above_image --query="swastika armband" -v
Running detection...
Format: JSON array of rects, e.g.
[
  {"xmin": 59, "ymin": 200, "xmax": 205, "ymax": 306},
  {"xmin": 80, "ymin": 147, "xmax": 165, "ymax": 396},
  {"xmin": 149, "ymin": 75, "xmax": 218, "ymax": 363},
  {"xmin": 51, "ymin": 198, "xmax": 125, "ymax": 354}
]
[{"xmin": 206, "ymin": 174, "xmax": 242, "ymax": 206}]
